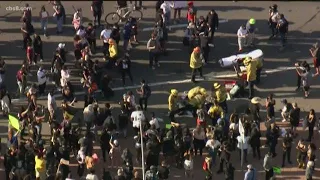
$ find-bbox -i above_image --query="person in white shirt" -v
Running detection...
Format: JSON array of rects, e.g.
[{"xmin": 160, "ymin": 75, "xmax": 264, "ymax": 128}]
[
  {"xmin": 237, "ymin": 132, "xmax": 250, "ymax": 163},
  {"xmin": 206, "ymin": 135, "xmax": 221, "ymax": 164},
  {"xmin": 47, "ymin": 90, "xmax": 57, "ymax": 123},
  {"xmin": 149, "ymin": 112, "xmax": 162, "ymax": 131},
  {"xmin": 131, "ymin": 106, "xmax": 146, "ymax": 135},
  {"xmin": 60, "ymin": 65, "xmax": 70, "ymax": 88},
  {"xmin": 100, "ymin": 25, "xmax": 112, "ymax": 60},
  {"xmin": 37, "ymin": 66, "xmax": 47, "ymax": 96},
  {"xmin": 184, "ymin": 153, "xmax": 194, "ymax": 178},
  {"xmin": 237, "ymin": 25, "xmax": 248, "ymax": 52},
  {"xmin": 85, "ymin": 169, "xmax": 99, "ymax": 180},
  {"xmin": 127, "ymin": 91, "xmax": 136, "ymax": 108},
  {"xmin": 160, "ymin": 1, "xmax": 172, "ymax": 26},
  {"xmin": 76, "ymin": 149, "xmax": 86, "ymax": 177}
]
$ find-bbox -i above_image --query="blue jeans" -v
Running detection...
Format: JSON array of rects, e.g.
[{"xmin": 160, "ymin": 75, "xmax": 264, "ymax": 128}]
[
  {"xmin": 56, "ymin": 17, "xmax": 63, "ymax": 32},
  {"xmin": 164, "ymin": 12, "xmax": 171, "ymax": 26},
  {"xmin": 280, "ymin": 32, "xmax": 286, "ymax": 47},
  {"xmin": 40, "ymin": 19, "xmax": 48, "ymax": 34},
  {"xmin": 248, "ymin": 80, "xmax": 255, "ymax": 98}
]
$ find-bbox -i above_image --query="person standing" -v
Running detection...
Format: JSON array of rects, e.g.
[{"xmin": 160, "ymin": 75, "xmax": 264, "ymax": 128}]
[
  {"xmin": 244, "ymin": 165, "xmax": 257, "ymax": 180},
  {"xmin": 37, "ymin": 66, "xmax": 47, "ymax": 96},
  {"xmin": 213, "ymin": 82, "xmax": 228, "ymax": 113},
  {"xmin": 309, "ymin": 42, "xmax": 320, "ymax": 76},
  {"xmin": 33, "ymin": 34, "xmax": 44, "ymax": 62},
  {"xmin": 289, "ymin": 102, "xmax": 300, "ymax": 136},
  {"xmin": 237, "ymin": 25, "xmax": 248, "ymax": 52},
  {"xmin": 131, "ymin": 106, "xmax": 146, "ymax": 135},
  {"xmin": 296, "ymin": 139, "xmax": 307, "ymax": 168},
  {"xmin": 147, "ymin": 33, "xmax": 161, "ymax": 69},
  {"xmin": 26, "ymin": 41, "xmax": 35, "ymax": 66},
  {"xmin": 53, "ymin": 0, "xmax": 64, "ymax": 34},
  {"xmin": 306, "ymin": 109, "xmax": 316, "ymax": 142},
  {"xmin": 91, "ymin": 0, "xmax": 103, "ymax": 27},
  {"xmin": 236, "ymin": 131, "xmax": 250, "ymax": 163},
  {"xmin": 20, "ymin": 18, "xmax": 33, "ymax": 49},
  {"xmin": 123, "ymin": 20, "xmax": 132, "ymax": 52},
  {"xmin": 39, "ymin": 6, "xmax": 49, "ymax": 36},
  {"xmin": 202, "ymin": 157, "xmax": 212, "ymax": 180},
  {"xmin": 172, "ymin": 1, "xmax": 185, "ymax": 24},
  {"xmin": 243, "ymin": 57, "xmax": 257, "ymax": 99},
  {"xmin": 160, "ymin": 1, "xmax": 172, "ymax": 27},
  {"xmin": 295, "ymin": 64, "xmax": 312, "ymax": 97},
  {"xmin": 250, "ymin": 123, "xmax": 261, "ymax": 160},
  {"xmin": 246, "ymin": 18, "xmax": 257, "ymax": 47},
  {"xmin": 276, "ymin": 14, "xmax": 288, "ymax": 49},
  {"xmin": 16, "ymin": 66, "xmax": 27, "ymax": 97},
  {"xmin": 268, "ymin": 4, "xmax": 279, "ymax": 39},
  {"xmin": 190, "ymin": 46, "xmax": 204, "ymax": 83},
  {"xmin": 186, "ymin": 1, "xmax": 197, "ymax": 24},
  {"xmin": 305, "ymin": 161, "xmax": 315, "ymax": 180},
  {"xmin": 206, "ymin": 9, "xmax": 219, "ymax": 46},
  {"xmin": 86, "ymin": 23, "xmax": 97, "ymax": 53},
  {"xmin": 263, "ymin": 152, "xmax": 274, "ymax": 180},
  {"xmin": 116, "ymin": 53, "xmax": 133, "ymax": 86},
  {"xmin": 199, "ymin": 32, "xmax": 209, "ymax": 64},
  {"xmin": 281, "ymin": 131, "xmax": 293, "ymax": 167},
  {"xmin": 100, "ymin": 25, "xmax": 112, "ymax": 61},
  {"xmin": 136, "ymin": 79, "xmax": 151, "ymax": 111}
]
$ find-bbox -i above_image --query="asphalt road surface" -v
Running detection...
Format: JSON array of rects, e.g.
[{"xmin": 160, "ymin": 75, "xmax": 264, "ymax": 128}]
[{"xmin": 0, "ymin": 1, "xmax": 320, "ymax": 179}]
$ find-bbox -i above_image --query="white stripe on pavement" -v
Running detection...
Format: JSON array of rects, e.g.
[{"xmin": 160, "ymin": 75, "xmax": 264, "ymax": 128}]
[
  {"xmin": 142, "ymin": 19, "xmax": 228, "ymax": 31},
  {"xmin": 11, "ymin": 66, "xmax": 295, "ymax": 103}
]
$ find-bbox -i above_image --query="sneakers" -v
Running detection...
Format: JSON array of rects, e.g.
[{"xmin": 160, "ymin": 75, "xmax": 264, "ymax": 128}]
[
  {"xmin": 282, "ymin": 119, "xmax": 287, "ymax": 122},
  {"xmin": 209, "ymin": 43, "xmax": 215, "ymax": 47}
]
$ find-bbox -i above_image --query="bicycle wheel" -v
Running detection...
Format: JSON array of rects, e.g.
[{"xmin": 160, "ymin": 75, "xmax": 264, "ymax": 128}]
[
  {"xmin": 129, "ymin": 10, "xmax": 143, "ymax": 21},
  {"xmin": 105, "ymin": 12, "xmax": 121, "ymax": 25}
]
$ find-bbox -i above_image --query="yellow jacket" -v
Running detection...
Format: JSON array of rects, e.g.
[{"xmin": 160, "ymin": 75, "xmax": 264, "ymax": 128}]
[
  {"xmin": 215, "ymin": 86, "xmax": 227, "ymax": 103},
  {"xmin": 246, "ymin": 60, "xmax": 257, "ymax": 82},
  {"xmin": 187, "ymin": 86, "xmax": 206, "ymax": 99},
  {"xmin": 109, "ymin": 44, "xmax": 118, "ymax": 58},
  {"xmin": 189, "ymin": 52, "xmax": 202, "ymax": 69},
  {"xmin": 188, "ymin": 94, "xmax": 205, "ymax": 109},
  {"xmin": 168, "ymin": 94, "xmax": 178, "ymax": 111},
  {"xmin": 208, "ymin": 105, "xmax": 224, "ymax": 118},
  {"xmin": 35, "ymin": 156, "xmax": 46, "ymax": 172}
]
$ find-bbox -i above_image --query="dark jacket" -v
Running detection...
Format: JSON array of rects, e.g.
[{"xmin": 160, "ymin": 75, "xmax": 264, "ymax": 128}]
[{"xmin": 206, "ymin": 13, "xmax": 219, "ymax": 29}]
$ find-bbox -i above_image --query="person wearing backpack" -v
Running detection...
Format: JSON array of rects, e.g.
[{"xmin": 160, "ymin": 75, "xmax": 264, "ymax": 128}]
[
  {"xmin": 136, "ymin": 79, "xmax": 151, "ymax": 111},
  {"xmin": 276, "ymin": 14, "xmax": 288, "ymax": 49}
]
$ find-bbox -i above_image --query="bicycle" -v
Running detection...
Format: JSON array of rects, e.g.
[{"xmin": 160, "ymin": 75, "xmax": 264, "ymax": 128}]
[{"xmin": 105, "ymin": 4, "xmax": 143, "ymax": 25}]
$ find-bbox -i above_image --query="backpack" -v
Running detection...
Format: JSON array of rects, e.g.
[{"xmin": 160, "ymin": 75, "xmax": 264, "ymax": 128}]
[
  {"xmin": 16, "ymin": 70, "xmax": 23, "ymax": 81},
  {"xmin": 144, "ymin": 84, "xmax": 152, "ymax": 97}
]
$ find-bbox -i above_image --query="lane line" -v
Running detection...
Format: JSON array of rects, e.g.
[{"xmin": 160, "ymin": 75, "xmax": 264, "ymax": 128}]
[
  {"xmin": 11, "ymin": 66, "xmax": 295, "ymax": 103},
  {"xmin": 142, "ymin": 19, "xmax": 228, "ymax": 31}
]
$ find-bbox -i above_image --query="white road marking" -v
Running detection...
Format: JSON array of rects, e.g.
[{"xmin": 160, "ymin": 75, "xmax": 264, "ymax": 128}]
[
  {"xmin": 11, "ymin": 66, "xmax": 296, "ymax": 103},
  {"xmin": 142, "ymin": 19, "xmax": 228, "ymax": 31}
]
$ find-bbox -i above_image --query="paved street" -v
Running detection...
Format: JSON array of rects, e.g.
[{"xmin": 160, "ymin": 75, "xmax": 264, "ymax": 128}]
[{"xmin": 0, "ymin": 1, "xmax": 320, "ymax": 179}]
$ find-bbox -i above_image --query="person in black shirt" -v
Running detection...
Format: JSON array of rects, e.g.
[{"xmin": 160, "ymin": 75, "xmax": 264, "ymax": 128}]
[
  {"xmin": 199, "ymin": 32, "xmax": 209, "ymax": 63},
  {"xmin": 157, "ymin": 161, "xmax": 170, "ymax": 180},
  {"xmin": 20, "ymin": 18, "xmax": 32, "ymax": 49},
  {"xmin": 86, "ymin": 23, "xmax": 96, "ymax": 53},
  {"xmin": 250, "ymin": 123, "xmax": 261, "ymax": 160},
  {"xmin": 91, "ymin": 0, "xmax": 104, "ymax": 27},
  {"xmin": 217, "ymin": 141, "xmax": 231, "ymax": 174},
  {"xmin": 116, "ymin": 53, "xmax": 133, "ymax": 86},
  {"xmin": 282, "ymin": 131, "xmax": 293, "ymax": 167},
  {"xmin": 111, "ymin": 24, "xmax": 121, "ymax": 45},
  {"xmin": 206, "ymin": 9, "xmax": 219, "ymax": 46},
  {"xmin": 33, "ymin": 34, "xmax": 44, "ymax": 62},
  {"xmin": 289, "ymin": 102, "xmax": 300, "ymax": 137}
]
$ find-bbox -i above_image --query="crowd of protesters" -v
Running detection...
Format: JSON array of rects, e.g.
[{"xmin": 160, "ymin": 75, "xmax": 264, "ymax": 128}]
[{"xmin": 0, "ymin": 1, "xmax": 319, "ymax": 180}]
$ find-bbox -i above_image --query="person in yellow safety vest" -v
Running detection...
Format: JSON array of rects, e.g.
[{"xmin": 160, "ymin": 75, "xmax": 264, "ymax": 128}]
[
  {"xmin": 108, "ymin": 38, "xmax": 118, "ymax": 59},
  {"xmin": 244, "ymin": 56, "xmax": 257, "ymax": 99},
  {"xmin": 190, "ymin": 46, "xmax": 204, "ymax": 83},
  {"xmin": 187, "ymin": 86, "xmax": 207, "ymax": 99},
  {"xmin": 254, "ymin": 58, "xmax": 263, "ymax": 84},
  {"xmin": 188, "ymin": 93, "xmax": 206, "ymax": 109},
  {"xmin": 168, "ymin": 89, "xmax": 179, "ymax": 112},
  {"xmin": 213, "ymin": 82, "xmax": 228, "ymax": 113},
  {"xmin": 208, "ymin": 100, "xmax": 224, "ymax": 126}
]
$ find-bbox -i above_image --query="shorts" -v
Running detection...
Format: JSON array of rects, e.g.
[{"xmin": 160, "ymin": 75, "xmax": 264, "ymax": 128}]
[{"xmin": 303, "ymin": 86, "xmax": 310, "ymax": 91}]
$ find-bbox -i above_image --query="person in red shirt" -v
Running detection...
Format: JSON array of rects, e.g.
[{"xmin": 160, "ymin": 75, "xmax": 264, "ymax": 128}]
[
  {"xmin": 187, "ymin": 1, "xmax": 197, "ymax": 24},
  {"xmin": 26, "ymin": 42, "xmax": 35, "ymax": 65}
]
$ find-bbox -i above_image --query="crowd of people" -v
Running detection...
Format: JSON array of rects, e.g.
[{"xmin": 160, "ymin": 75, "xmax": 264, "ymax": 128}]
[{"xmin": 0, "ymin": 1, "xmax": 319, "ymax": 180}]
